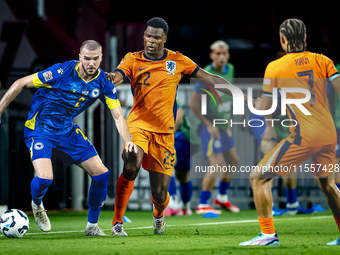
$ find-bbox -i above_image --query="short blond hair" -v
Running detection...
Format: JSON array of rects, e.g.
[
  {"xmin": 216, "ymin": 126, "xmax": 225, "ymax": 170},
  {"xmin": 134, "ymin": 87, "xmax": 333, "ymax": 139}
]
[{"xmin": 210, "ymin": 40, "xmax": 229, "ymax": 51}]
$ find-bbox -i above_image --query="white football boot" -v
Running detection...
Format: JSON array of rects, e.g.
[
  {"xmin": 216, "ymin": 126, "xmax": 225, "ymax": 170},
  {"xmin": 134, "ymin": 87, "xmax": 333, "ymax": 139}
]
[
  {"xmin": 85, "ymin": 224, "xmax": 108, "ymax": 236},
  {"xmin": 31, "ymin": 200, "xmax": 51, "ymax": 232}
]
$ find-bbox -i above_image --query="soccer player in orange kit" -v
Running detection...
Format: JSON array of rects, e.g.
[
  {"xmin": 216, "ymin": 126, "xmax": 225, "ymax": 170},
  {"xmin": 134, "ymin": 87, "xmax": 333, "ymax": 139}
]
[
  {"xmin": 107, "ymin": 17, "xmax": 242, "ymax": 236},
  {"xmin": 240, "ymin": 18, "xmax": 340, "ymax": 246}
]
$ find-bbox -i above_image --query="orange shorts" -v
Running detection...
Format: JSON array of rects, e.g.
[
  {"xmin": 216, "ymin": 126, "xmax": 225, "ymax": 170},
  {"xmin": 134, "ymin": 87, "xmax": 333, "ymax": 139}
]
[
  {"xmin": 258, "ymin": 139, "xmax": 336, "ymax": 178},
  {"xmin": 125, "ymin": 127, "xmax": 175, "ymax": 177}
]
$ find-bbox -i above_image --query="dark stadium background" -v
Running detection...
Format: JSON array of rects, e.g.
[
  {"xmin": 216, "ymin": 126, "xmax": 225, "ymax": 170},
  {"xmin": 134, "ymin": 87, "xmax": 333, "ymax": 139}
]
[{"xmin": 0, "ymin": 0, "xmax": 338, "ymax": 211}]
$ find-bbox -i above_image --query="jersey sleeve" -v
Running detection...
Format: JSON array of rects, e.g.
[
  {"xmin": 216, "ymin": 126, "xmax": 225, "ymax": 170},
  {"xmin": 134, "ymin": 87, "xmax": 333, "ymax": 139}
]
[
  {"xmin": 262, "ymin": 62, "xmax": 277, "ymax": 97},
  {"xmin": 101, "ymin": 79, "xmax": 120, "ymax": 110},
  {"xmin": 322, "ymin": 55, "xmax": 339, "ymax": 81},
  {"xmin": 180, "ymin": 54, "xmax": 199, "ymax": 76},
  {"xmin": 114, "ymin": 53, "xmax": 134, "ymax": 80},
  {"xmin": 32, "ymin": 63, "xmax": 64, "ymax": 88}
]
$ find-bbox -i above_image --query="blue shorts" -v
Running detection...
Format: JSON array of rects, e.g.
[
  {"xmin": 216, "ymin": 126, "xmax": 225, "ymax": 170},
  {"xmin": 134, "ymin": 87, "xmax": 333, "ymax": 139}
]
[
  {"xmin": 24, "ymin": 125, "xmax": 98, "ymax": 166},
  {"xmin": 199, "ymin": 124, "xmax": 234, "ymax": 158},
  {"xmin": 336, "ymin": 128, "xmax": 340, "ymax": 157},
  {"xmin": 249, "ymin": 112, "xmax": 277, "ymax": 148},
  {"xmin": 174, "ymin": 131, "xmax": 191, "ymax": 171}
]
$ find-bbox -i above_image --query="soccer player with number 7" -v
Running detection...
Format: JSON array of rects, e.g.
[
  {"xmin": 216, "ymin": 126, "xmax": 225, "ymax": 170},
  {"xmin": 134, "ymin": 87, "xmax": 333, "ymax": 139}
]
[{"xmin": 240, "ymin": 18, "xmax": 340, "ymax": 246}]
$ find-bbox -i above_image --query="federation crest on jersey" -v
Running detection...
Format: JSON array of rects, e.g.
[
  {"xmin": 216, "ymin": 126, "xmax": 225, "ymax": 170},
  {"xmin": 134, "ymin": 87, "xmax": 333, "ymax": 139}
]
[
  {"xmin": 42, "ymin": 71, "xmax": 53, "ymax": 82},
  {"xmin": 34, "ymin": 142, "xmax": 44, "ymax": 150},
  {"xmin": 166, "ymin": 60, "xmax": 176, "ymax": 75},
  {"xmin": 91, "ymin": 88, "xmax": 100, "ymax": 98}
]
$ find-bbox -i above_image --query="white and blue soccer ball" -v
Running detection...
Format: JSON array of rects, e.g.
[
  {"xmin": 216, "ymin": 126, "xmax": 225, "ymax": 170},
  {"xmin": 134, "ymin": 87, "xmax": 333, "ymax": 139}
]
[{"xmin": 0, "ymin": 209, "xmax": 29, "ymax": 238}]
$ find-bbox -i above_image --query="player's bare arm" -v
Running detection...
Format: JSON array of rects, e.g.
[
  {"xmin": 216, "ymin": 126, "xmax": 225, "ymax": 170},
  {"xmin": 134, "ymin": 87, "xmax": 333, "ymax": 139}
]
[
  {"xmin": 331, "ymin": 76, "xmax": 340, "ymax": 98},
  {"xmin": 110, "ymin": 105, "xmax": 138, "ymax": 153},
  {"xmin": 0, "ymin": 74, "xmax": 35, "ymax": 123},
  {"xmin": 174, "ymin": 107, "xmax": 184, "ymax": 133},
  {"xmin": 255, "ymin": 95, "xmax": 276, "ymax": 141},
  {"xmin": 194, "ymin": 68, "xmax": 248, "ymax": 103},
  {"xmin": 189, "ymin": 90, "xmax": 221, "ymax": 139},
  {"xmin": 105, "ymin": 70, "xmax": 124, "ymax": 87}
]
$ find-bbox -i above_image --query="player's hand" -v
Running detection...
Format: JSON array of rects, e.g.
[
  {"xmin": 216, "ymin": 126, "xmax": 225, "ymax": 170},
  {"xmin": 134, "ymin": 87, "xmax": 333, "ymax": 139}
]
[
  {"xmin": 261, "ymin": 125, "xmax": 277, "ymax": 141},
  {"xmin": 125, "ymin": 141, "xmax": 138, "ymax": 153},
  {"xmin": 105, "ymin": 72, "xmax": 116, "ymax": 83},
  {"xmin": 206, "ymin": 123, "xmax": 221, "ymax": 140}
]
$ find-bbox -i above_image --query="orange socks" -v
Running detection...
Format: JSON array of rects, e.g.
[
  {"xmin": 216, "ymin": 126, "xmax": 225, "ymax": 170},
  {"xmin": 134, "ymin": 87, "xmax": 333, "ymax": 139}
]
[
  {"xmin": 112, "ymin": 174, "xmax": 135, "ymax": 225},
  {"xmin": 333, "ymin": 215, "xmax": 340, "ymax": 233},
  {"xmin": 151, "ymin": 192, "xmax": 170, "ymax": 218},
  {"xmin": 258, "ymin": 216, "xmax": 275, "ymax": 235}
]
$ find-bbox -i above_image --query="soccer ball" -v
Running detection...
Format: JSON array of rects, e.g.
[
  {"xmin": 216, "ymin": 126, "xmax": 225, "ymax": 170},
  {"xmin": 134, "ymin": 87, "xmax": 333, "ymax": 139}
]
[{"xmin": 0, "ymin": 209, "xmax": 29, "ymax": 238}]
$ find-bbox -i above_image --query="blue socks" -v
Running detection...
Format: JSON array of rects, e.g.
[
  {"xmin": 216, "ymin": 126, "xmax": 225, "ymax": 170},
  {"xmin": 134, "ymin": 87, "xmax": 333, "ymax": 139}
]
[
  {"xmin": 88, "ymin": 171, "xmax": 110, "ymax": 223},
  {"xmin": 179, "ymin": 181, "xmax": 193, "ymax": 204},
  {"xmin": 31, "ymin": 171, "xmax": 109, "ymax": 224},
  {"xmin": 168, "ymin": 176, "xmax": 177, "ymax": 196},
  {"xmin": 31, "ymin": 176, "xmax": 53, "ymax": 205},
  {"xmin": 200, "ymin": 190, "xmax": 211, "ymax": 204},
  {"xmin": 168, "ymin": 176, "xmax": 193, "ymax": 205},
  {"xmin": 219, "ymin": 181, "xmax": 230, "ymax": 195},
  {"xmin": 200, "ymin": 181, "xmax": 230, "ymax": 204},
  {"xmin": 285, "ymin": 188, "xmax": 297, "ymax": 204}
]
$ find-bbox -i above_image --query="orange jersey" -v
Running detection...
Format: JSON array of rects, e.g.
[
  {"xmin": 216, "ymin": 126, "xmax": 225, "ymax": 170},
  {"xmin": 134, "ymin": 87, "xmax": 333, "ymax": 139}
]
[
  {"xmin": 262, "ymin": 51, "xmax": 339, "ymax": 147},
  {"xmin": 116, "ymin": 49, "xmax": 199, "ymax": 133}
]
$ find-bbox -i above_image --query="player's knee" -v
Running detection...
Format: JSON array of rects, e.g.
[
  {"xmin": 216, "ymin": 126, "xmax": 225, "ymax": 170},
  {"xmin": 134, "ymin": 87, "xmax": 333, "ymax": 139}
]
[
  {"xmin": 249, "ymin": 171, "xmax": 265, "ymax": 187},
  {"xmin": 175, "ymin": 171, "xmax": 189, "ymax": 184},
  {"xmin": 123, "ymin": 151, "xmax": 142, "ymax": 180},
  {"xmin": 230, "ymin": 155, "xmax": 239, "ymax": 167},
  {"xmin": 123, "ymin": 163, "xmax": 140, "ymax": 180},
  {"xmin": 38, "ymin": 172, "xmax": 54, "ymax": 180}
]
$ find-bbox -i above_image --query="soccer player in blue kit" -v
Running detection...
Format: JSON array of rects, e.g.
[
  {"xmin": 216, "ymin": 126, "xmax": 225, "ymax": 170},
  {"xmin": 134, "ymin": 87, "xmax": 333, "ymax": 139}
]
[{"xmin": 0, "ymin": 40, "xmax": 137, "ymax": 236}]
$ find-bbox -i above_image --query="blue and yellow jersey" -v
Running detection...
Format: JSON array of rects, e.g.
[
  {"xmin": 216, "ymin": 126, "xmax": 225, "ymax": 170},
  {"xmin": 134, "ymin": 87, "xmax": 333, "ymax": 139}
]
[{"xmin": 24, "ymin": 60, "xmax": 120, "ymax": 135}]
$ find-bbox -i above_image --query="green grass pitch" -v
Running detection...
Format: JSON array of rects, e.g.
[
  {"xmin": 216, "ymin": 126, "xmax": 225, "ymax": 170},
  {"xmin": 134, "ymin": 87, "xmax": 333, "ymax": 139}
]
[{"xmin": 1, "ymin": 209, "xmax": 339, "ymax": 254}]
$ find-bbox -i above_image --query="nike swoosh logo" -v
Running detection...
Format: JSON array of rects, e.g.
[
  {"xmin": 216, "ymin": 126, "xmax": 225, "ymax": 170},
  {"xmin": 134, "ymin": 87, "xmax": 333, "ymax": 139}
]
[
  {"xmin": 165, "ymin": 167, "xmax": 172, "ymax": 170},
  {"xmin": 139, "ymin": 67, "xmax": 147, "ymax": 71}
]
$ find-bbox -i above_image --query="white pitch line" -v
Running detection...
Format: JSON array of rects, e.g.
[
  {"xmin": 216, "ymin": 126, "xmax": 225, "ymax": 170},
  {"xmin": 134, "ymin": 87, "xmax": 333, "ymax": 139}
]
[{"xmin": 0, "ymin": 215, "xmax": 333, "ymax": 237}]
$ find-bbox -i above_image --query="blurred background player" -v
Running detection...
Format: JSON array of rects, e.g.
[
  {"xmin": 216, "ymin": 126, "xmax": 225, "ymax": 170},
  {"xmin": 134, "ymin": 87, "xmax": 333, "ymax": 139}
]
[
  {"xmin": 240, "ymin": 18, "xmax": 340, "ymax": 246},
  {"xmin": 164, "ymin": 105, "xmax": 200, "ymax": 216},
  {"xmin": 190, "ymin": 40, "xmax": 240, "ymax": 214},
  {"xmin": 0, "ymin": 40, "xmax": 137, "ymax": 236}
]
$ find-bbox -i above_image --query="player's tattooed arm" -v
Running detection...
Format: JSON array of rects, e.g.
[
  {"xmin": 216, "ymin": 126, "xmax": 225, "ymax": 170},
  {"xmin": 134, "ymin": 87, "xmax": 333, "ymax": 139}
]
[{"xmin": 0, "ymin": 75, "xmax": 35, "ymax": 124}]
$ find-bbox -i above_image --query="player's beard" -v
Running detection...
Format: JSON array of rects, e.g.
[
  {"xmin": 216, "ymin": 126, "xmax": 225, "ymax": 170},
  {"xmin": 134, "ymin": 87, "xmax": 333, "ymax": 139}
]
[{"xmin": 82, "ymin": 64, "xmax": 98, "ymax": 78}]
